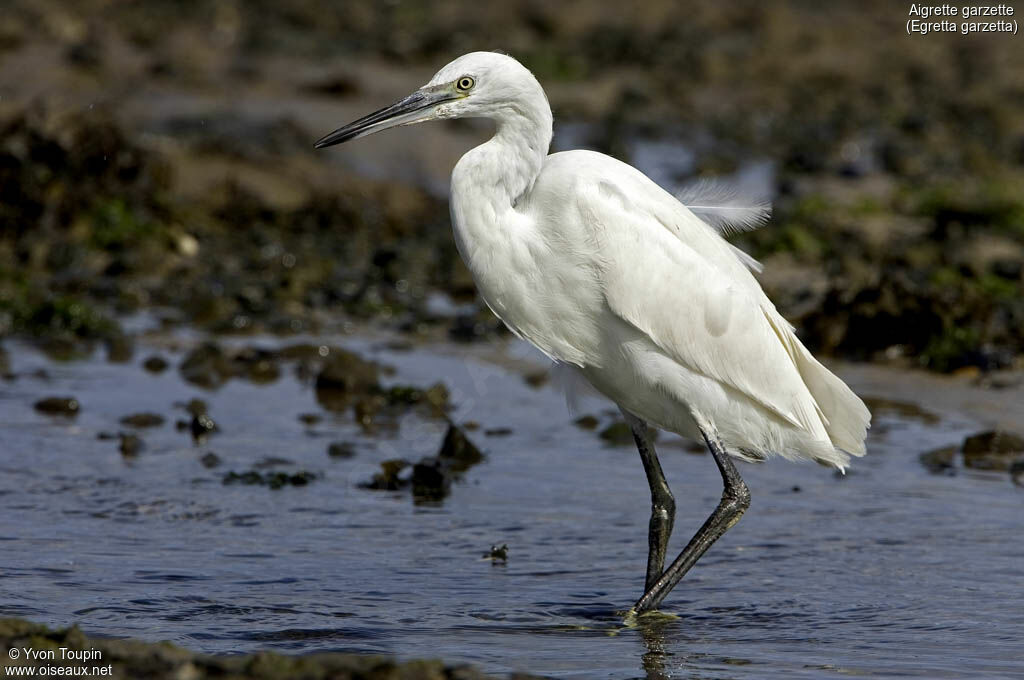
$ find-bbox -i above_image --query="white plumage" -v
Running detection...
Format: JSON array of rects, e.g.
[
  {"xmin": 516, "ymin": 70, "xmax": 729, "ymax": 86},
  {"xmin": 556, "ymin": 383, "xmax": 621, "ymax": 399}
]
[
  {"xmin": 437, "ymin": 53, "xmax": 868, "ymax": 469},
  {"xmin": 316, "ymin": 51, "xmax": 871, "ymax": 612},
  {"xmin": 676, "ymin": 178, "xmax": 773, "ymax": 236}
]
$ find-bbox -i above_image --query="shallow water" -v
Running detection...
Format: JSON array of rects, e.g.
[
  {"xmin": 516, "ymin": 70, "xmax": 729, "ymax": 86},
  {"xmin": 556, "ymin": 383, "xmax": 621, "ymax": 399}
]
[{"xmin": 1, "ymin": 332, "xmax": 1021, "ymax": 679}]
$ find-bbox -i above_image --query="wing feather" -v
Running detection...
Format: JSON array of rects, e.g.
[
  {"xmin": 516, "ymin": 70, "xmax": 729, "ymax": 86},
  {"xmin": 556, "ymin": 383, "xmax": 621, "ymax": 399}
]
[
  {"xmin": 575, "ymin": 176, "xmax": 831, "ymax": 440},
  {"xmin": 527, "ymin": 150, "xmax": 868, "ymax": 457}
]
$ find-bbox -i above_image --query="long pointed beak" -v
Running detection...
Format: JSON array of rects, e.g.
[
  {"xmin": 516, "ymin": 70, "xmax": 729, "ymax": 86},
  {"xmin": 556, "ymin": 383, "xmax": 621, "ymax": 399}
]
[{"xmin": 314, "ymin": 88, "xmax": 455, "ymax": 149}]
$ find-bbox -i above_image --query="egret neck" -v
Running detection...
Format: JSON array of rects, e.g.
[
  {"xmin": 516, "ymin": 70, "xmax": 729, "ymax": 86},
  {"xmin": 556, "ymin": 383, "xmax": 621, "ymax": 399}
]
[
  {"xmin": 450, "ymin": 95, "xmax": 553, "ymax": 224},
  {"xmin": 448, "ymin": 92, "xmax": 554, "ymax": 334}
]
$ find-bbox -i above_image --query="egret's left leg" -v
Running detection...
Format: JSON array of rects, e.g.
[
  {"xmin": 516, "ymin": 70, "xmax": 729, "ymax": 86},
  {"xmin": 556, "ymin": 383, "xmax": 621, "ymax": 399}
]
[
  {"xmin": 632, "ymin": 425, "xmax": 750, "ymax": 614},
  {"xmin": 622, "ymin": 410, "xmax": 676, "ymax": 593}
]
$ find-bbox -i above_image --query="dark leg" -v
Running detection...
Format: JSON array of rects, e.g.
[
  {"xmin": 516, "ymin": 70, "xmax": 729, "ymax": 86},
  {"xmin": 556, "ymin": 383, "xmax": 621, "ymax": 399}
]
[
  {"xmin": 623, "ymin": 411, "xmax": 676, "ymax": 592},
  {"xmin": 633, "ymin": 424, "xmax": 750, "ymax": 614}
]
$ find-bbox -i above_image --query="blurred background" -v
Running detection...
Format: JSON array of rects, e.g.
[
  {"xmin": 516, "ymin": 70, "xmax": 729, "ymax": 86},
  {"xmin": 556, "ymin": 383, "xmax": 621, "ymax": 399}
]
[
  {"xmin": 2, "ymin": 0, "xmax": 1023, "ymax": 372},
  {"xmin": 1, "ymin": 2, "xmax": 1023, "ymax": 679}
]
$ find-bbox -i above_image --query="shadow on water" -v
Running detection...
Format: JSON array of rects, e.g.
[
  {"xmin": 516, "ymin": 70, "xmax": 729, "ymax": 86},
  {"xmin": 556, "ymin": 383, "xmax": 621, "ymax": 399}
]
[{"xmin": 1, "ymin": 331, "xmax": 1022, "ymax": 678}]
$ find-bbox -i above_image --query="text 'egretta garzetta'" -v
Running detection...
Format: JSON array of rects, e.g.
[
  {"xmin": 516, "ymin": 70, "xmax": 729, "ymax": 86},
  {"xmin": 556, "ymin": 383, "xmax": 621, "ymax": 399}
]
[{"xmin": 315, "ymin": 51, "xmax": 871, "ymax": 615}]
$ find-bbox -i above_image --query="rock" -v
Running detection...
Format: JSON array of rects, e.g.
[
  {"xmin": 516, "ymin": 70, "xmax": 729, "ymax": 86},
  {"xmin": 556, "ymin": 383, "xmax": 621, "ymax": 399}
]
[
  {"xmin": 34, "ymin": 397, "xmax": 80, "ymax": 416},
  {"xmin": 422, "ymin": 383, "xmax": 450, "ymax": 416},
  {"xmin": 119, "ymin": 412, "xmax": 165, "ymax": 428},
  {"xmin": 1010, "ymin": 460, "xmax": 1024, "ymax": 486},
  {"xmin": 384, "ymin": 382, "xmax": 450, "ymax": 417},
  {"xmin": 253, "ymin": 457, "xmax": 294, "ymax": 469},
  {"xmin": 275, "ymin": 343, "xmax": 331, "ymax": 361},
  {"xmin": 411, "ymin": 458, "xmax": 450, "ymax": 500},
  {"xmin": 327, "ymin": 442, "xmax": 356, "ymax": 459},
  {"xmin": 362, "ymin": 459, "xmax": 412, "ymax": 490},
  {"xmin": 353, "ymin": 394, "xmax": 387, "ymax": 429},
  {"xmin": 438, "ymin": 423, "xmax": 484, "ymax": 472},
  {"xmin": 484, "ymin": 427, "xmax": 512, "ymax": 437},
  {"xmin": 182, "ymin": 399, "xmax": 208, "ymax": 416},
  {"xmin": 200, "ymin": 452, "xmax": 222, "ymax": 468},
  {"xmin": 179, "ymin": 343, "xmax": 280, "ymax": 388},
  {"xmin": 963, "ymin": 430, "xmax": 1024, "ymax": 455},
  {"xmin": 523, "ymin": 371, "xmax": 548, "ymax": 388},
  {"xmin": 961, "ymin": 431, "xmax": 1024, "ymax": 471},
  {"xmin": 65, "ymin": 32, "xmax": 103, "ymax": 68},
  {"xmin": 448, "ymin": 313, "xmax": 500, "ymax": 343},
  {"xmin": 266, "ymin": 471, "xmax": 316, "ymax": 489},
  {"xmin": 222, "ymin": 470, "xmax": 318, "ymax": 489},
  {"xmin": 222, "ymin": 470, "xmax": 263, "ymax": 486},
  {"xmin": 190, "ymin": 413, "xmax": 218, "ymax": 442},
  {"xmin": 142, "ymin": 355, "xmax": 169, "ymax": 373},
  {"xmin": 484, "ymin": 544, "xmax": 508, "ymax": 562},
  {"xmin": 574, "ymin": 415, "xmax": 599, "ymax": 430},
  {"xmin": 384, "ymin": 385, "xmax": 424, "ymax": 405},
  {"xmin": 599, "ymin": 421, "xmax": 634, "ymax": 446},
  {"xmin": 118, "ymin": 433, "xmax": 143, "ymax": 457},
  {"xmin": 179, "ymin": 342, "xmax": 233, "ymax": 388},
  {"xmin": 104, "ymin": 334, "xmax": 134, "ymax": 363},
  {"xmin": 315, "ymin": 348, "xmax": 380, "ymax": 394},
  {"xmin": 919, "ymin": 446, "xmax": 957, "ymax": 474},
  {"xmin": 353, "ymin": 425, "xmax": 477, "ymax": 500},
  {"xmin": 298, "ymin": 413, "xmax": 321, "ymax": 425},
  {"xmin": 389, "ymin": 424, "xmax": 486, "ymax": 502},
  {"xmin": 864, "ymin": 397, "xmax": 941, "ymax": 425},
  {"xmin": 232, "ymin": 346, "xmax": 280, "ymax": 384}
]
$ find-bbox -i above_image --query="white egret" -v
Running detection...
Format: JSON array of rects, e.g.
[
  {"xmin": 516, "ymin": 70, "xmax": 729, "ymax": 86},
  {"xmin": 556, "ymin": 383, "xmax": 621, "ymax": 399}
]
[{"xmin": 315, "ymin": 52, "xmax": 870, "ymax": 614}]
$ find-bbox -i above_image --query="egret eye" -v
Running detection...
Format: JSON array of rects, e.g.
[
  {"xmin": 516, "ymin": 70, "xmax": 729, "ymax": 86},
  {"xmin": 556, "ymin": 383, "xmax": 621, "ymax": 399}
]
[{"xmin": 456, "ymin": 76, "xmax": 475, "ymax": 92}]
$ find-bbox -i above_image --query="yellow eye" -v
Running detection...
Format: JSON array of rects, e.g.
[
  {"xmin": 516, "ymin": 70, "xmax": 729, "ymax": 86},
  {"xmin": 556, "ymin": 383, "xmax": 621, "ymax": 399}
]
[{"xmin": 456, "ymin": 76, "xmax": 475, "ymax": 92}]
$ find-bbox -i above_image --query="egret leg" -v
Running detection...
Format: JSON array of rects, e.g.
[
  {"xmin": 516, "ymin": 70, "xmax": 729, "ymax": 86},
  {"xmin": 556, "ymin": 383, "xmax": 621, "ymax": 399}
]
[
  {"xmin": 623, "ymin": 411, "xmax": 676, "ymax": 592},
  {"xmin": 633, "ymin": 426, "xmax": 750, "ymax": 614}
]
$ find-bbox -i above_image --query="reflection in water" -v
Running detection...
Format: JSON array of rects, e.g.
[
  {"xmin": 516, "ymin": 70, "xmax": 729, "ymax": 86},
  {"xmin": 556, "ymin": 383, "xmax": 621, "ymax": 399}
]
[
  {"xmin": 636, "ymin": 615, "xmax": 673, "ymax": 680},
  {"xmin": 635, "ymin": 613, "xmax": 763, "ymax": 679}
]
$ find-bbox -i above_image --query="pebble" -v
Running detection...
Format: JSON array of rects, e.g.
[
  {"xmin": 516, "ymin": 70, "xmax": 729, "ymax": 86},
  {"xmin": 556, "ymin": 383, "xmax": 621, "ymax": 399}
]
[
  {"xmin": 191, "ymin": 413, "xmax": 218, "ymax": 442},
  {"xmin": 119, "ymin": 433, "xmax": 143, "ymax": 457},
  {"xmin": 142, "ymin": 355, "xmax": 169, "ymax": 373},
  {"xmin": 119, "ymin": 413, "xmax": 165, "ymax": 428},
  {"xmin": 327, "ymin": 442, "xmax": 356, "ymax": 459},
  {"xmin": 34, "ymin": 397, "xmax": 80, "ymax": 416},
  {"xmin": 200, "ymin": 452, "xmax": 222, "ymax": 469}
]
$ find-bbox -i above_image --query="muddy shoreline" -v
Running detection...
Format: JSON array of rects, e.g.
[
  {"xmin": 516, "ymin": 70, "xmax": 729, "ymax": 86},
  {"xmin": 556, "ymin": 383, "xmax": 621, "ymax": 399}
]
[{"xmin": 0, "ymin": 618, "xmax": 546, "ymax": 679}]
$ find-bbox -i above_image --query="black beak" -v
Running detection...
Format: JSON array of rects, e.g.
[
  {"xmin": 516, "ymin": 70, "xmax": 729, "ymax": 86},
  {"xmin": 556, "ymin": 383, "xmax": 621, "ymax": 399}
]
[{"xmin": 314, "ymin": 89, "xmax": 452, "ymax": 149}]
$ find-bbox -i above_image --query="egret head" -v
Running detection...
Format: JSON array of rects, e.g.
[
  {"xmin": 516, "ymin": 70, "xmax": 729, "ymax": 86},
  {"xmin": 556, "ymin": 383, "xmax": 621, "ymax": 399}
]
[{"xmin": 314, "ymin": 51, "xmax": 547, "ymax": 149}]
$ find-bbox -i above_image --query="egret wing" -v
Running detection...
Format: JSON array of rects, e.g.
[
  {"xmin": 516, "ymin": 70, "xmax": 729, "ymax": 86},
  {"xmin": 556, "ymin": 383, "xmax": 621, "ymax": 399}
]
[{"xmin": 575, "ymin": 177, "xmax": 829, "ymax": 438}]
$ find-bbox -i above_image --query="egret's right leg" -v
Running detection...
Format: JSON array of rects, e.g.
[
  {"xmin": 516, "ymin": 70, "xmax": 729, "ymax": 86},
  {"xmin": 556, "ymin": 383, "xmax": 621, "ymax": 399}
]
[
  {"xmin": 632, "ymin": 424, "xmax": 750, "ymax": 614},
  {"xmin": 623, "ymin": 410, "xmax": 676, "ymax": 593}
]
